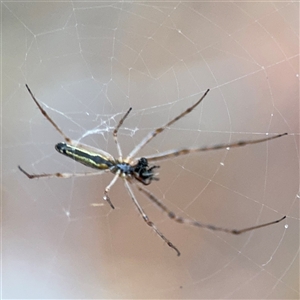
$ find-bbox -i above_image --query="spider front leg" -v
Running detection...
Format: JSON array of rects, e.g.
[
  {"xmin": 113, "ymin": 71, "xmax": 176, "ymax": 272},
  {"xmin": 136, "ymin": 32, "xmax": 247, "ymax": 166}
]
[
  {"xmin": 143, "ymin": 133, "xmax": 288, "ymax": 163},
  {"xmin": 126, "ymin": 89, "xmax": 210, "ymax": 161}
]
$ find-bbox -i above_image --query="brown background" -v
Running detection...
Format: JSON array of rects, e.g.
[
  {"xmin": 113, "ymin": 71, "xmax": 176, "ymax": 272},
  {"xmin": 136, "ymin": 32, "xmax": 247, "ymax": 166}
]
[{"xmin": 3, "ymin": 2, "xmax": 299, "ymax": 299}]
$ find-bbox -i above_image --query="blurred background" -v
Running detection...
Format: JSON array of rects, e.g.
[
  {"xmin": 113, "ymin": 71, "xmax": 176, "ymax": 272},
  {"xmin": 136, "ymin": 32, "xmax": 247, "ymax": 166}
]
[{"xmin": 3, "ymin": 2, "xmax": 299, "ymax": 299}]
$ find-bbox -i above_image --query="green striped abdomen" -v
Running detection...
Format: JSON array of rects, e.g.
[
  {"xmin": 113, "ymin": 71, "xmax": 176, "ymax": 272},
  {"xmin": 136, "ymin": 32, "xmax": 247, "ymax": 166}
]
[{"xmin": 55, "ymin": 142, "xmax": 114, "ymax": 170}]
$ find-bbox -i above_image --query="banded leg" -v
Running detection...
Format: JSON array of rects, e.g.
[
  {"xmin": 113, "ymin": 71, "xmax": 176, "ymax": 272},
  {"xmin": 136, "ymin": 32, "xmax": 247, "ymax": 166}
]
[
  {"xmin": 142, "ymin": 133, "xmax": 288, "ymax": 163},
  {"xmin": 113, "ymin": 107, "xmax": 132, "ymax": 160},
  {"xmin": 124, "ymin": 180, "xmax": 181, "ymax": 256},
  {"xmin": 137, "ymin": 185, "xmax": 286, "ymax": 235},
  {"xmin": 25, "ymin": 84, "xmax": 72, "ymax": 144},
  {"xmin": 18, "ymin": 165, "xmax": 107, "ymax": 179},
  {"xmin": 127, "ymin": 89, "xmax": 210, "ymax": 161}
]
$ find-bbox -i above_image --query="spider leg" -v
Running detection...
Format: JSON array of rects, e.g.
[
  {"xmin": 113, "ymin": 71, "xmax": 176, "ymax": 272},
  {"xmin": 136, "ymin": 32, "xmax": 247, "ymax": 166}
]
[
  {"xmin": 124, "ymin": 180, "xmax": 180, "ymax": 256},
  {"xmin": 113, "ymin": 107, "xmax": 132, "ymax": 160},
  {"xmin": 142, "ymin": 133, "xmax": 288, "ymax": 163},
  {"xmin": 18, "ymin": 165, "xmax": 107, "ymax": 179},
  {"xmin": 137, "ymin": 185, "xmax": 286, "ymax": 235},
  {"xmin": 103, "ymin": 172, "xmax": 120, "ymax": 209},
  {"xmin": 126, "ymin": 89, "xmax": 210, "ymax": 161},
  {"xmin": 25, "ymin": 84, "xmax": 72, "ymax": 144}
]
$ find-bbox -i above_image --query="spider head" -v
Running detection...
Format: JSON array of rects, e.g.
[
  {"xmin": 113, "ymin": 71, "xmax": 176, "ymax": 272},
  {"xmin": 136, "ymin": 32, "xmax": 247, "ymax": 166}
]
[{"xmin": 133, "ymin": 157, "xmax": 160, "ymax": 185}]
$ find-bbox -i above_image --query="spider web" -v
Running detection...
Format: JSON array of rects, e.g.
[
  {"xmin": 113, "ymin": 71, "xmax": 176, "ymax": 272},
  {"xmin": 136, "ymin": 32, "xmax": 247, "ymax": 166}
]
[{"xmin": 2, "ymin": 1, "xmax": 299, "ymax": 299}]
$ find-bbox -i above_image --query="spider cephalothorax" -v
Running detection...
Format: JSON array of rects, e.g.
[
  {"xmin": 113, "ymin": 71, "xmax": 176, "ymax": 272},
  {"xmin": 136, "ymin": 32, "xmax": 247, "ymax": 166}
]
[
  {"xmin": 131, "ymin": 157, "xmax": 160, "ymax": 185},
  {"xmin": 111, "ymin": 157, "xmax": 159, "ymax": 185}
]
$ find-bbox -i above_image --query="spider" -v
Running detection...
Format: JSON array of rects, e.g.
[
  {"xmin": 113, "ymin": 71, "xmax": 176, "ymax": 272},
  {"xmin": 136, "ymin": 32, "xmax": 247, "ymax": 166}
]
[{"xmin": 19, "ymin": 84, "xmax": 287, "ymax": 256}]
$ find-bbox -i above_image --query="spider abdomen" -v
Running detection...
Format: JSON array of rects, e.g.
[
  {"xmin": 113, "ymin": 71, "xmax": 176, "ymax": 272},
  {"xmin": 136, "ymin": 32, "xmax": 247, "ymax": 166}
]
[{"xmin": 55, "ymin": 142, "xmax": 114, "ymax": 170}]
